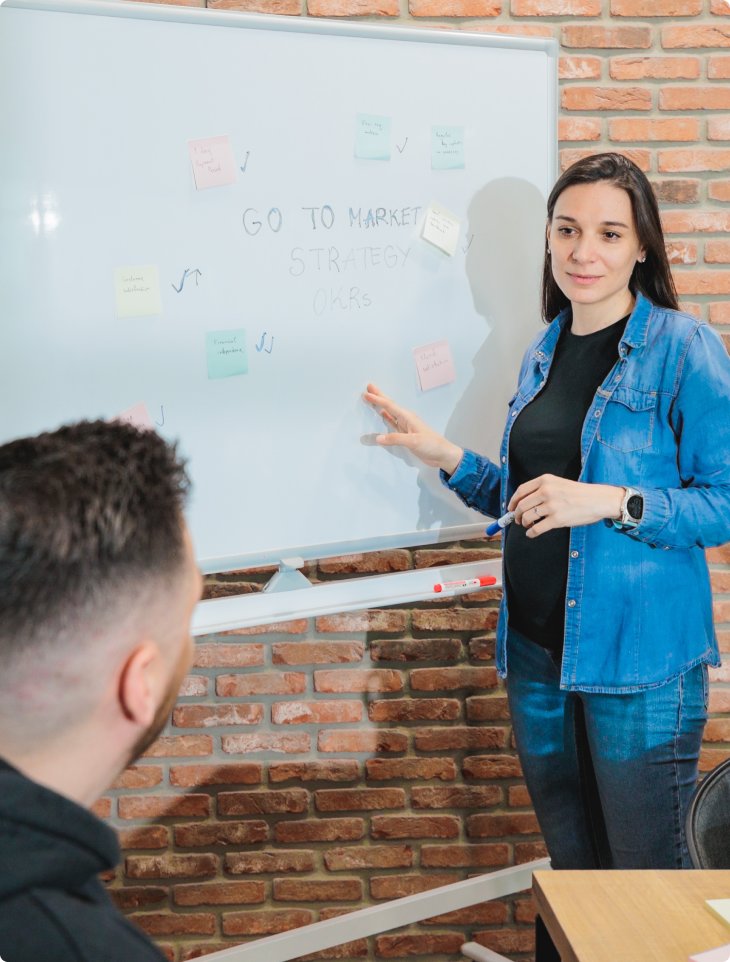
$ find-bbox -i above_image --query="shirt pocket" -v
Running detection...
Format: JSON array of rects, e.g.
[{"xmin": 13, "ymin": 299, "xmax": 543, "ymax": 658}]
[{"xmin": 596, "ymin": 387, "xmax": 657, "ymax": 453}]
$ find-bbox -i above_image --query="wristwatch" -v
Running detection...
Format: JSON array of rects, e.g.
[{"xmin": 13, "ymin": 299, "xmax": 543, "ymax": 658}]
[{"xmin": 618, "ymin": 486, "xmax": 643, "ymax": 528}]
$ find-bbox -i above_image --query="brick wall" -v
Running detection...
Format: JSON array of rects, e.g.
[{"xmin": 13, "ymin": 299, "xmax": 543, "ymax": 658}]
[{"xmin": 102, "ymin": 1, "xmax": 730, "ymax": 960}]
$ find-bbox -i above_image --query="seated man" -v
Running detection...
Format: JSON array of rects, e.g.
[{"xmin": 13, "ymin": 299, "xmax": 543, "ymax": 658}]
[{"xmin": 0, "ymin": 420, "xmax": 202, "ymax": 962}]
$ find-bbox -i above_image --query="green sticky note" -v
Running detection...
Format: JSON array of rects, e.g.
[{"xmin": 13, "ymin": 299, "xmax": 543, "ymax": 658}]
[
  {"xmin": 431, "ymin": 125, "xmax": 465, "ymax": 171},
  {"xmin": 206, "ymin": 328, "xmax": 248, "ymax": 379},
  {"xmin": 355, "ymin": 113, "xmax": 391, "ymax": 161}
]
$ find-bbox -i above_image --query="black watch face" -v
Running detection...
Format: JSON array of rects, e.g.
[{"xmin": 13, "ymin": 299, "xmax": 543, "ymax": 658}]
[{"xmin": 627, "ymin": 494, "xmax": 643, "ymax": 521}]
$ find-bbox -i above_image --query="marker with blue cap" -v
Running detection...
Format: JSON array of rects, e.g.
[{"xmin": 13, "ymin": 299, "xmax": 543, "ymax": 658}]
[{"xmin": 486, "ymin": 511, "xmax": 515, "ymax": 537}]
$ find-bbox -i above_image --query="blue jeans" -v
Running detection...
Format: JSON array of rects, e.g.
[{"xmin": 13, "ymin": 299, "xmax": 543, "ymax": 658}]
[{"xmin": 506, "ymin": 628, "xmax": 708, "ymax": 869}]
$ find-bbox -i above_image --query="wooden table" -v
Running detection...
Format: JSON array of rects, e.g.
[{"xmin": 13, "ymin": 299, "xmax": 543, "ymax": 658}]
[{"xmin": 533, "ymin": 870, "xmax": 730, "ymax": 962}]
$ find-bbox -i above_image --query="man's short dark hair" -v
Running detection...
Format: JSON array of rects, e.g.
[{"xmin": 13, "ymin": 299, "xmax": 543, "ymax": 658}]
[{"xmin": 0, "ymin": 420, "xmax": 190, "ymax": 649}]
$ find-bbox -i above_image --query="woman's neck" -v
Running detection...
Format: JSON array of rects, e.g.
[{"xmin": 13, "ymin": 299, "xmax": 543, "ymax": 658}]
[{"xmin": 570, "ymin": 291, "xmax": 635, "ymax": 336}]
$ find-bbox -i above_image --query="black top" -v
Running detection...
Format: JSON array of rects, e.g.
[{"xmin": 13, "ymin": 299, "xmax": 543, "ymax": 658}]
[
  {"xmin": 504, "ymin": 314, "xmax": 628, "ymax": 654},
  {"xmin": 0, "ymin": 757, "xmax": 166, "ymax": 962}
]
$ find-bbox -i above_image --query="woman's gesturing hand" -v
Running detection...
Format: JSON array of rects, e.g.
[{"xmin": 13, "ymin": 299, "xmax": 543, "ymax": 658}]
[
  {"xmin": 508, "ymin": 474, "xmax": 625, "ymax": 539},
  {"xmin": 363, "ymin": 383, "xmax": 464, "ymax": 475}
]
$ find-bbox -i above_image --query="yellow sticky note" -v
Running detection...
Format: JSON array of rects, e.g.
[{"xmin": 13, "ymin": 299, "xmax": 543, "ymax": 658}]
[
  {"xmin": 114, "ymin": 265, "xmax": 162, "ymax": 318},
  {"xmin": 421, "ymin": 203, "xmax": 461, "ymax": 257}
]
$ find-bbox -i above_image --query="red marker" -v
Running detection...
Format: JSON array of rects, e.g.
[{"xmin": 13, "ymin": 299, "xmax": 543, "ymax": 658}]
[{"xmin": 433, "ymin": 575, "xmax": 496, "ymax": 593}]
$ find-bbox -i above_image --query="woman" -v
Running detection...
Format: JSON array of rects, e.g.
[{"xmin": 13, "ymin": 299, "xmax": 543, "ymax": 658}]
[{"xmin": 365, "ymin": 153, "xmax": 730, "ymax": 870}]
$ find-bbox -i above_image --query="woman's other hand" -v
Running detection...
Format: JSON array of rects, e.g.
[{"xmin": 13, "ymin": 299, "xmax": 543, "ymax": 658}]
[
  {"xmin": 363, "ymin": 383, "xmax": 463, "ymax": 475},
  {"xmin": 508, "ymin": 474, "xmax": 624, "ymax": 539}
]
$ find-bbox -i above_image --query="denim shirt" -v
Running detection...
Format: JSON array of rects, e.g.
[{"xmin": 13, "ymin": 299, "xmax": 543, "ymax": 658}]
[{"xmin": 444, "ymin": 293, "xmax": 730, "ymax": 692}]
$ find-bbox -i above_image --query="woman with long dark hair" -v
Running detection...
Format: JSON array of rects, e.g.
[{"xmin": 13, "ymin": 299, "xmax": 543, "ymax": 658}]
[{"xmin": 365, "ymin": 153, "xmax": 730, "ymax": 870}]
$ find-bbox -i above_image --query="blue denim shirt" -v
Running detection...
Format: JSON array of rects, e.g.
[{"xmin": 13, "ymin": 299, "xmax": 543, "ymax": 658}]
[{"xmin": 444, "ymin": 293, "xmax": 730, "ymax": 692}]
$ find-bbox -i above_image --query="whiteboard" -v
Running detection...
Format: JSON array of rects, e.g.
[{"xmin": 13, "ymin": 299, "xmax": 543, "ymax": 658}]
[{"xmin": 0, "ymin": 0, "xmax": 557, "ymax": 574}]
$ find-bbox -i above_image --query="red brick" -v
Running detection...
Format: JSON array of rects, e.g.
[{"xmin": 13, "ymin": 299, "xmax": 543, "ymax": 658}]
[
  {"xmin": 662, "ymin": 89, "xmax": 730, "ymax": 111},
  {"xmin": 118, "ymin": 795, "xmax": 210, "ymax": 820},
  {"xmin": 414, "ymin": 547, "xmax": 500, "ymax": 567},
  {"xmin": 712, "ymin": 0, "xmax": 730, "ymax": 11},
  {"xmin": 659, "ymin": 149, "xmax": 730, "ymax": 172},
  {"xmin": 272, "ymin": 642, "xmax": 364, "ymax": 664},
  {"xmin": 216, "ymin": 672, "xmax": 306, "ymax": 697},
  {"xmin": 315, "ymin": 788, "xmax": 405, "ymax": 812},
  {"xmin": 412, "ymin": 785, "xmax": 502, "ymax": 809},
  {"xmin": 709, "ymin": 119, "xmax": 730, "ymax": 142},
  {"xmin": 217, "ymin": 789, "xmax": 308, "ymax": 816},
  {"xmin": 316, "ymin": 611, "xmax": 407, "ymax": 633},
  {"xmin": 706, "ymin": 242, "xmax": 730, "ymax": 264},
  {"xmin": 421, "ymin": 843, "xmax": 510, "ymax": 868},
  {"xmin": 179, "ymin": 675, "xmax": 209, "ymax": 697},
  {"xmin": 297, "ymin": 939, "xmax": 369, "ymax": 961},
  {"xmin": 469, "ymin": 636, "xmax": 496, "ymax": 661},
  {"xmin": 509, "ymin": 785, "xmax": 533, "ymax": 807},
  {"xmin": 413, "ymin": 726, "xmax": 507, "ymax": 751},
  {"xmin": 708, "ymin": 55, "xmax": 730, "ymax": 79},
  {"xmin": 463, "ymin": 755, "xmax": 523, "ymax": 779},
  {"xmin": 366, "ymin": 758, "xmax": 457, "ymax": 781},
  {"xmin": 314, "ymin": 669, "xmax": 403, "ymax": 693},
  {"xmin": 125, "ymin": 854, "xmax": 217, "ymax": 879},
  {"xmin": 472, "ymin": 931, "xmax": 535, "ymax": 955},
  {"xmin": 375, "ymin": 933, "xmax": 465, "ymax": 957},
  {"xmin": 466, "ymin": 696, "xmax": 511, "ymax": 720},
  {"xmin": 318, "ymin": 730, "xmax": 408, "ymax": 753},
  {"xmin": 371, "ymin": 815, "xmax": 460, "ymax": 839},
  {"xmin": 704, "ymin": 718, "xmax": 730, "ymax": 742},
  {"xmin": 93, "ymin": 800, "xmax": 113, "ymax": 819},
  {"xmin": 269, "ymin": 760, "xmax": 360, "ymax": 783},
  {"xmin": 468, "ymin": 22, "xmax": 554, "ymax": 37},
  {"xmin": 169, "ymin": 763, "xmax": 262, "ymax": 787},
  {"xmin": 318, "ymin": 550, "xmax": 410, "ymax": 574},
  {"xmin": 174, "ymin": 821, "xmax": 268, "ymax": 847},
  {"xmin": 275, "ymin": 817, "xmax": 365, "ymax": 843},
  {"xmin": 371, "ymin": 874, "xmax": 459, "ymax": 900},
  {"xmin": 192, "ymin": 643, "xmax": 264, "ymax": 668},
  {"xmin": 370, "ymin": 639, "xmax": 462, "ymax": 662},
  {"xmin": 562, "ymin": 26, "xmax": 651, "ymax": 49},
  {"xmin": 610, "ymin": 118, "xmax": 699, "ymax": 142},
  {"xmin": 111, "ymin": 765, "xmax": 163, "ymax": 790},
  {"xmin": 222, "ymin": 733, "xmax": 311, "ymax": 754},
  {"xmin": 665, "ymin": 241, "xmax": 697, "ymax": 265},
  {"xmin": 674, "ymin": 272, "xmax": 730, "ymax": 295},
  {"xmin": 411, "ymin": 609, "xmax": 496, "ymax": 632},
  {"xmin": 559, "ymin": 118, "xmax": 602, "ymax": 142},
  {"xmin": 222, "ymin": 910, "xmax": 313, "ymax": 936},
  {"xmin": 559, "ymin": 57, "xmax": 602, "ymax": 81},
  {"xmin": 611, "ymin": 0, "xmax": 701, "ymax": 12},
  {"xmin": 208, "ymin": 0, "xmax": 301, "ymax": 14},
  {"xmin": 130, "ymin": 913, "xmax": 215, "ymax": 937},
  {"xmin": 561, "ymin": 147, "xmax": 651, "ymax": 172},
  {"xmin": 609, "ymin": 55, "xmax": 700, "ymax": 79},
  {"xmin": 411, "ymin": 666, "xmax": 497, "ymax": 691},
  {"xmin": 425, "ymin": 902, "xmax": 508, "ymax": 925},
  {"xmin": 142, "ymin": 735, "xmax": 212, "ymax": 758},
  {"xmin": 562, "ymin": 87, "xmax": 651, "ymax": 111},
  {"xmin": 368, "ymin": 698, "xmax": 461, "ymax": 722},
  {"xmin": 467, "ymin": 813, "xmax": 541, "ymax": 837},
  {"xmin": 709, "ymin": 690, "xmax": 730, "ymax": 713},
  {"xmin": 512, "ymin": 0, "xmax": 599, "ymax": 10},
  {"xmin": 516, "ymin": 841, "xmax": 549, "ymax": 863},
  {"xmin": 324, "ymin": 845, "xmax": 414, "ymax": 871},
  {"xmin": 110, "ymin": 887, "xmax": 167, "ymax": 910},
  {"xmin": 223, "ymin": 618, "xmax": 308, "ymax": 636},
  {"xmin": 225, "ymin": 851, "xmax": 315, "ymax": 874},
  {"xmin": 662, "ymin": 25, "xmax": 730, "ymax": 48},
  {"xmin": 118, "ymin": 826, "xmax": 169, "ymax": 850},
  {"xmin": 174, "ymin": 881, "xmax": 265, "ymax": 905},
  {"xmin": 272, "ymin": 700, "xmax": 362, "ymax": 725},
  {"xmin": 708, "ymin": 544, "xmax": 730, "ymax": 563},
  {"xmin": 409, "ymin": 0, "xmax": 499, "ymax": 13},
  {"xmin": 662, "ymin": 211, "xmax": 730, "ymax": 233},
  {"xmin": 273, "ymin": 879, "xmax": 362, "ymax": 901},
  {"xmin": 172, "ymin": 704, "xmax": 264, "ymax": 727}
]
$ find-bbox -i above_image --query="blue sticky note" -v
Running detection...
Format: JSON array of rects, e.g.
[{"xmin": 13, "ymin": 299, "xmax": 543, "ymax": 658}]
[
  {"xmin": 355, "ymin": 113, "xmax": 391, "ymax": 161},
  {"xmin": 431, "ymin": 125, "xmax": 466, "ymax": 170},
  {"xmin": 206, "ymin": 328, "xmax": 248, "ymax": 379}
]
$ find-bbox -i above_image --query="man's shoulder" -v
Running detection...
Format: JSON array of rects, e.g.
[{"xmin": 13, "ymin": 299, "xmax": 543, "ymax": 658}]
[{"xmin": 0, "ymin": 886, "xmax": 166, "ymax": 962}]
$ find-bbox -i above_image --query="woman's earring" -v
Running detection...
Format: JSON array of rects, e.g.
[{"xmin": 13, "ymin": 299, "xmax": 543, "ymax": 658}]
[{"xmin": 638, "ymin": 255, "xmax": 645, "ymax": 263}]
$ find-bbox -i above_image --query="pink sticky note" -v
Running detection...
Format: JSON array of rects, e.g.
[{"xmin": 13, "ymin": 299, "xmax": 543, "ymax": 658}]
[
  {"xmin": 188, "ymin": 136, "xmax": 236, "ymax": 190},
  {"xmin": 114, "ymin": 402, "xmax": 154, "ymax": 431},
  {"xmin": 413, "ymin": 340, "xmax": 456, "ymax": 392}
]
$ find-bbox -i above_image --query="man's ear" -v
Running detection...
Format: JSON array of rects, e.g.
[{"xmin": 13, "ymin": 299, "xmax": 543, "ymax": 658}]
[{"xmin": 118, "ymin": 642, "xmax": 160, "ymax": 728}]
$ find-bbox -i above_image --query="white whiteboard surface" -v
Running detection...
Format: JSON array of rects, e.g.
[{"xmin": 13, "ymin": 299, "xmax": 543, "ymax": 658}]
[{"xmin": 0, "ymin": 0, "xmax": 557, "ymax": 574}]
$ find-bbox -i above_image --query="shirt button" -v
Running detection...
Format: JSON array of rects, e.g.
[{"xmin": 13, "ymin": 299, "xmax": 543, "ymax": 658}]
[
  {"xmin": 567, "ymin": 599, "xmax": 577, "ymax": 608},
  {"xmin": 570, "ymin": 550, "xmax": 579, "ymax": 558},
  {"xmin": 501, "ymin": 456, "xmax": 507, "ymax": 464},
  {"xmin": 593, "ymin": 410, "xmax": 600, "ymax": 417},
  {"xmin": 511, "ymin": 410, "xmax": 517, "ymax": 417}
]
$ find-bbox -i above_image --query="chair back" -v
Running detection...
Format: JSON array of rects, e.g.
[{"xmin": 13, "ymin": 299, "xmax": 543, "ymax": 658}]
[{"xmin": 687, "ymin": 757, "xmax": 730, "ymax": 868}]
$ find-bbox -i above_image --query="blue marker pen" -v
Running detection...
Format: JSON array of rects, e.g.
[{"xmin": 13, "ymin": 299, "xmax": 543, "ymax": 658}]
[{"xmin": 486, "ymin": 511, "xmax": 515, "ymax": 537}]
